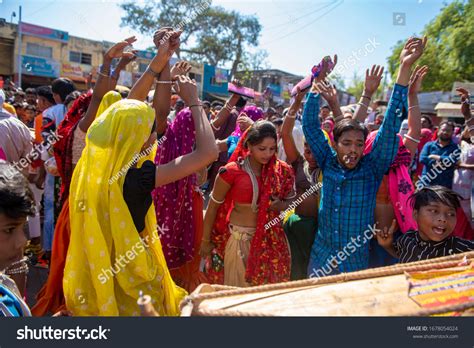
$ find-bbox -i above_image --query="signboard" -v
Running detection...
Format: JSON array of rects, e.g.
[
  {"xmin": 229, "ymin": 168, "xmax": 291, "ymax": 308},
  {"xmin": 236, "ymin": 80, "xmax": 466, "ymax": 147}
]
[
  {"xmin": 22, "ymin": 55, "xmax": 60, "ymax": 78},
  {"xmin": 61, "ymin": 63, "xmax": 84, "ymax": 79},
  {"xmin": 20, "ymin": 22, "xmax": 69, "ymax": 42},
  {"xmin": 267, "ymin": 83, "xmax": 282, "ymax": 97},
  {"xmin": 136, "ymin": 50, "xmax": 155, "ymax": 60},
  {"xmin": 215, "ymin": 67, "xmax": 228, "ymax": 84}
]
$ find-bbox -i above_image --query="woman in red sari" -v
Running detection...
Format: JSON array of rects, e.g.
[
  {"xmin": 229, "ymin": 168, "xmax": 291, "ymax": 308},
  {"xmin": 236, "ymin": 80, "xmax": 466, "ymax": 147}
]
[{"xmin": 201, "ymin": 120, "xmax": 296, "ymax": 286}]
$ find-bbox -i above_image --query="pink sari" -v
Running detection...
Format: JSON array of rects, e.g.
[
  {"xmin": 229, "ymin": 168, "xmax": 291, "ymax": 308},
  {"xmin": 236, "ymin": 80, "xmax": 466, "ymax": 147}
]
[{"xmin": 364, "ymin": 131, "xmax": 417, "ymax": 233}]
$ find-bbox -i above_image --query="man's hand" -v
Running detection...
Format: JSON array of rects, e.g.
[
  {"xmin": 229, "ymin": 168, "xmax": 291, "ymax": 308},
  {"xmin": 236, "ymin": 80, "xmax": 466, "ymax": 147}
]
[
  {"xmin": 171, "ymin": 61, "xmax": 192, "ymax": 80},
  {"xmin": 157, "ymin": 30, "xmax": 182, "ymax": 60},
  {"xmin": 104, "ymin": 36, "xmax": 137, "ymax": 61},
  {"xmin": 375, "ymin": 219, "xmax": 397, "ymax": 249},
  {"xmin": 153, "ymin": 27, "xmax": 174, "ymax": 48},
  {"xmin": 364, "ymin": 65, "xmax": 384, "ymax": 97},
  {"xmin": 176, "ymin": 75, "xmax": 199, "ymax": 105},
  {"xmin": 315, "ymin": 80, "xmax": 338, "ymax": 105},
  {"xmin": 456, "ymin": 87, "xmax": 471, "ymax": 120},
  {"xmin": 400, "ymin": 37, "xmax": 427, "ymax": 67},
  {"xmin": 408, "ymin": 65, "xmax": 429, "ymax": 96}
]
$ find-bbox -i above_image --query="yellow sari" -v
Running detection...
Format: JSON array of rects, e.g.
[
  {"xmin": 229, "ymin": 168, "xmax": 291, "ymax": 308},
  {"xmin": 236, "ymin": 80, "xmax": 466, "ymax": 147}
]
[
  {"xmin": 64, "ymin": 99, "xmax": 186, "ymax": 316},
  {"xmin": 96, "ymin": 90, "xmax": 121, "ymax": 117}
]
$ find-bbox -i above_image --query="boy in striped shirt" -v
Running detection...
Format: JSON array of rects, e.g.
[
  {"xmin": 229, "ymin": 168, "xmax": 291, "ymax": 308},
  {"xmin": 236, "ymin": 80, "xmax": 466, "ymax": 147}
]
[{"xmin": 376, "ymin": 186, "xmax": 474, "ymax": 263}]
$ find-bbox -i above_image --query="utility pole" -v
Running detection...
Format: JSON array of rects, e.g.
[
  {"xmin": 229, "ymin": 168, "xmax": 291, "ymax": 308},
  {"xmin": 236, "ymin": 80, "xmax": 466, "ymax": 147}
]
[{"xmin": 17, "ymin": 6, "xmax": 22, "ymax": 89}]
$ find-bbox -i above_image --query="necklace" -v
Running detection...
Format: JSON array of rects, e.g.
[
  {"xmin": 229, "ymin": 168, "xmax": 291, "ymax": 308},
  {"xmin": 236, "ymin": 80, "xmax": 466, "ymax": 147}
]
[{"xmin": 242, "ymin": 157, "xmax": 259, "ymax": 213}]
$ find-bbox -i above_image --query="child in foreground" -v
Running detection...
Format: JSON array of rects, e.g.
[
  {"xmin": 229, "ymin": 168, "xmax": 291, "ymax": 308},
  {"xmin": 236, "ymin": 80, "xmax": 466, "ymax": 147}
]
[{"xmin": 376, "ymin": 186, "xmax": 474, "ymax": 263}]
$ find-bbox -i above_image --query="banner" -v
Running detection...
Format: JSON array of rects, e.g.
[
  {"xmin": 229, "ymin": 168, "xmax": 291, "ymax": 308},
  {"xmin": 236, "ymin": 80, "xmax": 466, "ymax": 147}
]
[
  {"xmin": 22, "ymin": 55, "xmax": 60, "ymax": 78},
  {"xmin": 20, "ymin": 22, "xmax": 69, "ymax": 42},
  {"xmin": 215, "ymin": 67, "xmax": 228, "ymax": 84}
]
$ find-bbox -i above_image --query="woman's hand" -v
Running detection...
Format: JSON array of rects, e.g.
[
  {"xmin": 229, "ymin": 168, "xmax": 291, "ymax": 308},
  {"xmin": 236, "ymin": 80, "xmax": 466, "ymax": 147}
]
[
  {"xmin": 157, "ymin": 30, "xmax": 182, "ymax": 60},
  {"xmin": 171, "ymin": 61, "xmax": 192, "ymax": 80},
  {"xmin": 176, "ymin": 75, "xmax": 199, "ymax": 105},
  {"xmin": 400, "ymin": 37, "xmax": 427, "ymax": 67},
  {"xmin": 364, "ymin": 65, "xmax": 384, "ymax": 97},
  {"xmin": 199, "ymin": 240, "xmax": 215, "ymax": 257},
  {"xmin": 316, "ymin": 80, "xmax": 338, "ymax": 106},
  {"xmin": 408, "ymin": 65, "xmax": 429, "ymax": 96},
  {"xmin": 237, "ymin": 113, "xmax": 254, "ymax": 132},
  {"xmin": 104, "ymin": 36, "xmax": 137, "ymax": 61}
]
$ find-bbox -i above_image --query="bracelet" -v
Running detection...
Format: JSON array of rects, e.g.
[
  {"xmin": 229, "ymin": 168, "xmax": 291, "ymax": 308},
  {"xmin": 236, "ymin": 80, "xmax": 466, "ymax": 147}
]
[
  {"xmin": 462, "ymin": 99, "xmax": 471, "ymax": 105},
  {"xmin": 286, "ymin": 112, "xmax": 296, "ymax": 119},
  {"xmin": 404, "ymin": 134, "xmax": 420, "ymax": 144},
  {"xmin": 211, "ymin": 122, "xmax": 220, "ymax": 131},
  {"xmin": 469, "ymin": 125, "xmax": 474, "ymax": 132},
  {"xmin": 361, "ymin": 95, "xmax": 371, "ymax": 100},
  {"xmin": 189, "ymin": 104, "xmax": 202, "ymax": 108},
  {"xmin": 224, "ymin": 103, "xmax": 233, "ymax": 112},
  {"xmin": 146, "ymin": 66, "xmax": 160, "ymax": 78},
  {"xmin": 97, "ymin": 71, "xmax": 109, "ymax": 78},
  {"xmin": 156, "ymin": 81, "xmax": 173, "ymax": 84},
  {"xmin": 357, "ymin": 102, "xmax": 369, "ymax": 108},
  {"xmin": 210, "ymin": 192, "xmax": 225, "ymax": 204},
  {"xmin": 408, "ymin": 105, "xmax": 419, "ymax": 111}
]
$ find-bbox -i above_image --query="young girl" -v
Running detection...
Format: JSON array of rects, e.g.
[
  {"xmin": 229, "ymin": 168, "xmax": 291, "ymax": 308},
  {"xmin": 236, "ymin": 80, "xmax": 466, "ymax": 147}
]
[
  {"xmin": 201, "ymin": 120, "xmax": 296, "ymax": 287},
  {"xmin": 376, "ymin": 186, "xmax": 474, "ymax": 263}
]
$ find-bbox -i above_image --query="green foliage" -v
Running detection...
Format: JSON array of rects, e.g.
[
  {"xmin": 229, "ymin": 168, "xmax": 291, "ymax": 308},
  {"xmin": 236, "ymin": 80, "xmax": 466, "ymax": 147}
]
[
  {"xmin": 387, "ymin": 0, "xmax": 474, "ymax": 91},
  {"xmin": 120, "ymin": 0, "xmax": 266, "ymax": 77},
  {"xmin": 346, "ymin": 72, "xmax": 365, "ymax": 100}
]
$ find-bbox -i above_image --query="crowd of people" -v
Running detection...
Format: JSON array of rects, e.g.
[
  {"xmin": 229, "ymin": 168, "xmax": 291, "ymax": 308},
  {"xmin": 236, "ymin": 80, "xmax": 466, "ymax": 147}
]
[{"xmin": 0, "ymin": 29, "xmax": 473, "ymax": 317}]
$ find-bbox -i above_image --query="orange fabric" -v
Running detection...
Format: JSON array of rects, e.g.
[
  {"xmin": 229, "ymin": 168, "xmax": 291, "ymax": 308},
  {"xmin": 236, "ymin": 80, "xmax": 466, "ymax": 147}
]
[
  {"xmin": 169, "ymin": 189, "xmax": 208, "ymax": 293},
  {"xmin": 3, "ymin": 102, "xmax": 16, "ymax": 115},
  {"xmin": 34, "ymin": 113, "xmax": 44, "ymax": 143},
  {"xmin": 31, "ymin": 202, "xmax": 70, "ymax": 316}
]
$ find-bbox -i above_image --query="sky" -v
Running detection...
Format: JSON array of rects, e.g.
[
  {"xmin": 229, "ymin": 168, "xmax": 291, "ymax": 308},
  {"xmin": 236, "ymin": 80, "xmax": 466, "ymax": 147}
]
[{"xmin": 0, "ymin": 0, "xmax": 452, "ymax": 86}]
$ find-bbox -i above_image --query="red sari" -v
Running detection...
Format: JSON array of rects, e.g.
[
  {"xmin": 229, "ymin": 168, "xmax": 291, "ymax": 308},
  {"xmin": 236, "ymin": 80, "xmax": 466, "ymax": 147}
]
[{"xmin": 205, "ymin": 130, "xmax": 295, "ymax": 286}]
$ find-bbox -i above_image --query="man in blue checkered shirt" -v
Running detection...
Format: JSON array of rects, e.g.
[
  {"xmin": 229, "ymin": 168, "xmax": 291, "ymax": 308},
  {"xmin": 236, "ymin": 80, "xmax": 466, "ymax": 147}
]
[{"xmin": 302, "ymin": 37, "xmax": 427, "ymax": 277}]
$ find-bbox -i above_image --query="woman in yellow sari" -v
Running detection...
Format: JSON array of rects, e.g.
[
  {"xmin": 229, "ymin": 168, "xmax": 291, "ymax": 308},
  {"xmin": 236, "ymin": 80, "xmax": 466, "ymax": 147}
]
[{"xmin": 63, "ymin": 74, "xmax": 218, "ymax": 316}]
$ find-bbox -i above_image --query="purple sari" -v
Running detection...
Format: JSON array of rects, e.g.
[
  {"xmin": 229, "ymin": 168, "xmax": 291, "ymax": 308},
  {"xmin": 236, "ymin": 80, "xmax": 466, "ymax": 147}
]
[{"xmin": 152, "ymin": 108, "xmax": 196, "ymax": 269}]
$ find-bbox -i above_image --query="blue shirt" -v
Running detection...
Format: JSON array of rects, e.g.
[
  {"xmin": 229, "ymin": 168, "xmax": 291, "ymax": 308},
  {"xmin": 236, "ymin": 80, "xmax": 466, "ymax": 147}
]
[
  {"xmin": 302, "ymin": 84, "xmax": 407, "ymax": 276},
  {"xmin": 419, "ymin": 140, "xmax": 460, "ymax": 189}
]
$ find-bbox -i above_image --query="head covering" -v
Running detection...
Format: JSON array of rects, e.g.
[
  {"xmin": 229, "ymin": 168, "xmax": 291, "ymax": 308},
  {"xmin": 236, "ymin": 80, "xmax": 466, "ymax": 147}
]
[
  {"xmin": 64, "ymin": 99, "xmax": 186, "ymax": 316},
  {"xmin": 321, "ymin": 118, "xmax": 335, "ymax": 144},
  {"xmin": 415, "ymin": 128, "xmax": 433, "ymax": 177},
  {"xmin": 399, "ymin": 119, "xmax": 409, "ymax": 136},
  {"xmin": 231, "ymin": 105, "xmax": 264, "ymax": 137},
  {"xmin": 96, "ymin": 91, "xmax": 122, "ymax": 118},
  {"xmin": 153, "ymin": 108, "xmax": 196, "ymax": 269},
  {"xmin": 364, "ymin": 131, "xmax": 416, "ymax": 233},
  {"xmin": 206, "ymin": 128, "xmax": 295, "ymax": 285}
]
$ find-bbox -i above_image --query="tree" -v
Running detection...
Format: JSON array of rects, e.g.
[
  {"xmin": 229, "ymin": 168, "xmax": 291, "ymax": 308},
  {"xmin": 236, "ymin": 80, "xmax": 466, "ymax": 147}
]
[
  {"xmin": 346, "ymin": 72, "xmax": 365, "ymax": 100},
  {"xmin": 120, "ymin": 0, "xmax": 265, "ymax": 77},
  {"xmin": 387, "ymin": 0, "xmax": 474, "ymax": 91}
]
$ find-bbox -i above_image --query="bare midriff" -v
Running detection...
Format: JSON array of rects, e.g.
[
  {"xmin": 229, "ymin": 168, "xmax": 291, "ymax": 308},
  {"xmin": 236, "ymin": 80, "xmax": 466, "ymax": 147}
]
[{"xmin": 229, "ymin": 203, "xmax": 258, "ymax": 228}]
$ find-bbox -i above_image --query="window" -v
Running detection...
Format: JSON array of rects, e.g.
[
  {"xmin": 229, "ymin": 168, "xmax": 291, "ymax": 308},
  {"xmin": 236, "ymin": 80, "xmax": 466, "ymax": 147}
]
[
  {"xmin": 69, "ymin": 51, "xmax": 92, "ymax": 65},
  {"xmin": 69, "ymin": 51, "xmax": 81, "ymax": 63},
  {"xmin": 26, "ymin": 43, "xmax": 52, "ymax": 58},
  {"xmin": 81, "ymin": 53, "xmax": 92, "ymax": 65}
]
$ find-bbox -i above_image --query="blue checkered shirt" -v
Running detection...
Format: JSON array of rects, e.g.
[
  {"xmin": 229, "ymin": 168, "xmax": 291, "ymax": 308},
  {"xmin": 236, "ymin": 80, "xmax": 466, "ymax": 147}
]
[{"xmin": 302, "ymin": 84, "xmax": 407, "ymax": 276}]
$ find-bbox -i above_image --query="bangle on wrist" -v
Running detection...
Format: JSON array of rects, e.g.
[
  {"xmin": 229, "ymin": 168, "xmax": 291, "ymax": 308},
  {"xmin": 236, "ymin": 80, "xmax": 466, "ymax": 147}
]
[
  {"xmin": 361, "ymin": 94, "xmax": 371, "ymax": 100},
  {"xmin": 404, "ymin": 134, "xmax": 420, "ymax": 144},
  {"xmin": 357, "ymin": 102, "xmax": 369, "ymax": 108},
  {"xmin": 189, "ymin": 104, "xmax": 202, "ymax": 108},
  {"xmin": 146, "ymin": 66, "xmax": 160, "ymax": 78},
  {"xmin": 224, "ymin": 103, "xmax": 233, "ymax": 112},
  {"xmin": 156, "ymin": 81, "xmax": 173, "ymax": 84},
  {"xmin": 211, "ymin": 122, "xmax": 220, "ymax": 131},
  {"xmin": 97, "ymin": 71, "xmax": 109, "ymax": 78},
  {"xmin": 468, "ymin": 125, "xmax": 474, "ymax": 132},
  {"xmin": 408, "ymin": 105, "xmax": 419, "ymax": 111},
  {"xmin": 286, "ymin": 112, "xmax": 296, "ymax": 119}
]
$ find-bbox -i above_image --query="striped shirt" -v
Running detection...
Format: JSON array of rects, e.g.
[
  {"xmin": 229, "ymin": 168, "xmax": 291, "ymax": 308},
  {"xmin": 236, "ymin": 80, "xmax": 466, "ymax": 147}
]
[
  {"xmin": 395, "ymin": 230, "xmax": 474, "ymax": 263},
  {"xmin": 303, "ymin": 84, "xmax": 407, "ymax": 275}
]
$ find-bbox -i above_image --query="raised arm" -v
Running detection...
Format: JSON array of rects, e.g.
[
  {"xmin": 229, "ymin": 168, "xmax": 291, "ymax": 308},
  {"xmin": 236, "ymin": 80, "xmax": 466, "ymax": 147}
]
[
  {"xmin": 153, "ymin": 63, "xmax": 171, "ymax": 137},
  {"xmin": 456, "ymin": 87, "xmax": 474, "ymax": 139},
  {"xmin": 302, "ymin": 57, "xmax": 337, "ymax": 171},
  {"xmin": 210, "ymin": 80, "xmax": 242, "ymax": 132},
  {"xmin": 155, "ymin": 76, "xmax": 218, "ymax": 187},
  {"xmin": 78, "ymin": 36, "xmax": 137, "ymax": 132},
  {"xmin": 128, "ymin": 29, "xmax": 181, "ymax": 101},
  {"xmin": 353, "ymin": 65, "xmax": 384, "ymax": 123},
  {"xmin": 368, "ymin": 37, "xmax": 427, "ymax": 178},
  {"xmin": 317, "ymin": 81, "xmax": 343, "ymax": 122},
  {"xmin": 404, "ymin": 65, "xmax": 429, "ymax": 158},
  {"xmin": 281, "ymin": 87, "xmax": 306, "ymax": 164},
  {"xmin": 109, "ymin": 51, "xmax": 137, "ymax": 91}
]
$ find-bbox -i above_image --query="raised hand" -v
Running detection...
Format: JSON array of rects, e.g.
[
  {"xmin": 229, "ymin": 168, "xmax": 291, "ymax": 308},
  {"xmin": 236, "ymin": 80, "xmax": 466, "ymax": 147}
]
[
  {"xmin": 153, "ymin": 27, "xmax": 173, "ymax": 48},
  {"xmin": 408, "ymin": 65, "xmax": 429, "ymax": 96},
  {"xmin": 176, "ymin": 75, "xmax": 198, "ymax": 105},
  {"xmin": 315, "ymin": 80, "xmax": 338, "ymax": 105},
  {"xmin": 364, "ymin": 65, "xmax": 384, "ymax": 97},
  {"xmin": 157, "ymin": 30, "xmax": 182, "ymax": 60},
  {"xmin": 456, "ymin": 87, "xmax": 471, "ymax": 120},
  {"xmin": 375, "ymin": 219, "xmax": 397, "ymax": 249},
  {"xmin": 400, "ymin": 36, "xmax": 427, "ymax": 67},
  {"xmin": 314, "ymin": 54, "xmax": 338, "ymax": 83},
  {"xmin": 237, "ymin": 113, "xmax": 254, "ymax": 132},
  {"xmin": 170, "ymin": 61, "xmax": 192, "ymax": 80},
  {"xmin": 104, "ymin": 36, "xmax": 137, "ymax": 60}
]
